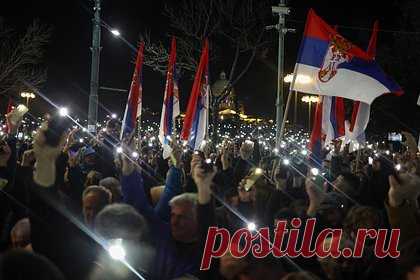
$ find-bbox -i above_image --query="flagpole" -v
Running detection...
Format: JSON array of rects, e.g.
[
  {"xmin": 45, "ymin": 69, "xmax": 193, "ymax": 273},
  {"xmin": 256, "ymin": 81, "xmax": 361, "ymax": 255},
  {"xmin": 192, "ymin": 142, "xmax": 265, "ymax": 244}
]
[
  {"xmin": 279, "ymin": 63, "xmax": 298, "ymax": 141},
  {"xmin": 272, "ymin": 0, "xmax": 291, "ymax": 149}
]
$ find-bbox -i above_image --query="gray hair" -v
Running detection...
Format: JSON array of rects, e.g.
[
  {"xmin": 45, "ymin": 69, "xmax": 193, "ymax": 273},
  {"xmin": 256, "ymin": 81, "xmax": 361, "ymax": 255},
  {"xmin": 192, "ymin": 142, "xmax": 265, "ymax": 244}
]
[
  {"xmin": 94, "ymin": 203, "xmax": 148, "ymax": 241},
  {"xmin": 99, "ymin": 177, "xmax": 122, "ymax": 202},
  {"xmin": 99, "ymin": 177, "xmax": 120, "ymax": 190},
  {"xmin": 169, "ymin": 193, "xmax": 198, "ymax": 208}
]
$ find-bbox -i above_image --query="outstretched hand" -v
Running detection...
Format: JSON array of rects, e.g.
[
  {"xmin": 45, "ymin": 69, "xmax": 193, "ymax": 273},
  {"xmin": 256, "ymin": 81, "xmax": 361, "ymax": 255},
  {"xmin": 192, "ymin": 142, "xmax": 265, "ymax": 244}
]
[
  {"xmin": 191, "ymin": 154, "xmax": 216, "ymax": 204},
  {"xmin": 388, "ymin": 173, "xmax": 420, "ymax": 207},
  {"xmin": 305, "ymin": 176, "xmax": 326, "ymax": 216},
  {"xmin": 33, "ymin": 124, "xmax": 67, "ymax": 187}
]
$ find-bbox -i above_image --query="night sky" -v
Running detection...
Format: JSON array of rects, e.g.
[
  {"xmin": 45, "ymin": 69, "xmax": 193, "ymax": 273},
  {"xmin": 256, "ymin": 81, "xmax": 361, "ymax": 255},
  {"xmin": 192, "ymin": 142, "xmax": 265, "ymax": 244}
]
[{"xmin": 3, "ymin": 0, "xmax": 415, "ymax": 133}]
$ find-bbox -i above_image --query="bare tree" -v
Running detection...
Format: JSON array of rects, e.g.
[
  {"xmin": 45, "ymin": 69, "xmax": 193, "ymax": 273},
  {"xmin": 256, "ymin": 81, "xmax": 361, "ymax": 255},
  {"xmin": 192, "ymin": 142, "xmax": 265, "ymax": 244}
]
[
  {"xmin": 143, "ymin": 0, "xmax": 271, "ymax": 106},
  {"xmin": 0, "ymin": 19, "xmax": 51, "ymax": 96}
]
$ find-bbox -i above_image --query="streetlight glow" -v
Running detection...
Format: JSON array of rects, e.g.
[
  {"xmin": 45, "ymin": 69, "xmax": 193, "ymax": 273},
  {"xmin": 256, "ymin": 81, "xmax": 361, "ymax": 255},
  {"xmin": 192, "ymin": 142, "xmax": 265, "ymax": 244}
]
[{"xmin": 283, "ymin": 74, "xmax": 312, "ymax": 84}]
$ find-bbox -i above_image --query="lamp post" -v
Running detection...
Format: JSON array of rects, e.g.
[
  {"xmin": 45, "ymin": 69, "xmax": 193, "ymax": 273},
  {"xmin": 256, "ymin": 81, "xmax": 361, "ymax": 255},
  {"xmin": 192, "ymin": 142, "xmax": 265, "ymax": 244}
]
[
  {"xmin": 88, "ymin": 0, "xmax": 101, "ymax": 133},
  {"xmin": 283, "ymin": 74, "xmax": 312, "ymax": 128},
  {"xmin": 301, "ymin": 95, "xmax": 319, "ymax": 130},
  {"xmin": 20, "ymin": 92, "xmax": 36, "ymax": 107}
]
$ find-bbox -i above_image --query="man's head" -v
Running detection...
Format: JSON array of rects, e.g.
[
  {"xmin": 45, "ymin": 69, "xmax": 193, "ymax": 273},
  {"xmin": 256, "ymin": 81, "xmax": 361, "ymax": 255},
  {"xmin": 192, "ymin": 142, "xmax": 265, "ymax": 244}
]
[
  {"xmin": 343, "ymin": 206, "xmax": 381, "ymax": 240},
  {"xmin": 106, "ymin": 119, "xmax": 119, "ymax": 136},
  {"xmin": 95, "ymin": 203, "xmax": 148, "ymax": 242},
  {"xmin": 10, "ymin": 218, "xmax": 31, "ymax": 250},
  {"xmin": 99, "ymin": 177, "xmax": 122, "ymax": 203},
  {"xmin": 169, "ymin": 193, "xmax": 198, "ymax": 243},
  {"xmin": 82, "ymin": 186, "xmax": 111, "ymax": 227}
]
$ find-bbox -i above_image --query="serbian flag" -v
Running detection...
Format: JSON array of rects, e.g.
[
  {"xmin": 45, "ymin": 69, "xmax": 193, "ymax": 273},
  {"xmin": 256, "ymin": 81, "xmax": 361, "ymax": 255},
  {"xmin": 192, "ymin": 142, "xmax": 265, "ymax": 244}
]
[
  {"xmin": 159, "ymin": 37, "xmax": 181, "ymax": 158},
  {"xmin": 309, "ymin": 97, "xmax": 323, "ymax": 164},
  {"xmin": 346, "ymin": 21, "xmax": 379, "ymax": 148},
  {"xmin": 120, "ymin": 42, "xmax": 144, "ymax": 139},
  {"xmin": 181, "ymin": 40, "xmax": 209, "ymax": 150},
  {"xmin": 292, "ymin": 9, "xmax": 402, "ymax": 104},
  {"xmin": 322, "ymin": 96, "xmax": 345, "ymax": 145}
]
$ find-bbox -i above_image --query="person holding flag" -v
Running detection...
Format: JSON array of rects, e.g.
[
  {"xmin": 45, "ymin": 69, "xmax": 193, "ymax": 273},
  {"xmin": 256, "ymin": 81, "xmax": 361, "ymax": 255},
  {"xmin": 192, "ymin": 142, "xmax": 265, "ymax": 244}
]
[
  {"xmin": 159, "ymin": 37, "xmax": 181, "ymax": 159},
  {"xmin": 181, "ymin": 39, "xmax": 210, "ymax": 151},
  {"xmin": 120, "ymin": 42, "xmax": 144, "ymax": 140}
]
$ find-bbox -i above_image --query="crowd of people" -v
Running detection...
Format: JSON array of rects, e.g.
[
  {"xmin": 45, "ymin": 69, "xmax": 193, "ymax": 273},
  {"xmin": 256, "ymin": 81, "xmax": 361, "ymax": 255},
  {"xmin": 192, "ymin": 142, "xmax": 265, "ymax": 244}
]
[{"xmin": 1, "ymin": 109, "xmax": 420, "ymax": 280}]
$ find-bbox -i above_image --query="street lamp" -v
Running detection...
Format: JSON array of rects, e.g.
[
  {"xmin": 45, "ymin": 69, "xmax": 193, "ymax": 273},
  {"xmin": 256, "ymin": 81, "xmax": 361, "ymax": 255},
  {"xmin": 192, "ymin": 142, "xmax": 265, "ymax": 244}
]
[
  {"xmin": 20, "ymin": 92, "xmax": 36, "ymax": 107},
  {"xmin": 283, "ymin": 74, "xmax": 312, "ymax": 127},
  {"xmin": 301, "ymin": 95, "xmax": 319, "ymax": 130}
]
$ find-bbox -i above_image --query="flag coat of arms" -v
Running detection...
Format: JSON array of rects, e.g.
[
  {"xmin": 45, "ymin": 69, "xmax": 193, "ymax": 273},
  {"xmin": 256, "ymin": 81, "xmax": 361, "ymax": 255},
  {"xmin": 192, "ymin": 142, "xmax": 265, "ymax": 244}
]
[
  {"xmin": 181, "ymin": 39, "xmax": 209, "ymax": 150},
  {"xmin": 121, "ymin": 42, "xmax": 144, "ymax": 139},
  {"xmin": 292, "ymin": 9, "xmax": 402, "ymax": 104},
  {"xmin": 159, "ymin": 37, "xmax": 180, "ymax": 158}
]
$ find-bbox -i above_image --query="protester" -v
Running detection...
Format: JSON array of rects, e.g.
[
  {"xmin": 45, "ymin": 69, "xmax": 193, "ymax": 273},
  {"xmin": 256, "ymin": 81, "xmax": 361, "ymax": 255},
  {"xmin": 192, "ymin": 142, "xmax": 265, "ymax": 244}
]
[{"xmin": 1, "ymin": 107, "xmax": 420, "ymax": 280}]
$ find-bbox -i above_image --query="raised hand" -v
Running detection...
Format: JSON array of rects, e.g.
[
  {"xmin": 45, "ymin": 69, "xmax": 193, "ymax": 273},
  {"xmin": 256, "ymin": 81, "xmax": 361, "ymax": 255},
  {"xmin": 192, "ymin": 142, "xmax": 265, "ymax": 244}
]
[
  {"xmin": 388, "ymin": 173, "xmax": 420, "ymax": 208},
  {"xmin": 220, "ymin": 142, "xmax": 233, "ymax": 171},
  {"xmin": 33, "ymin": 124, "xmax": 67, "ymax": 187},
  {"xmin": 169, "ymin": 138, "xmax": 183, "ymax": 169},
  {"xmin": 305, "ymin": 176, "xmax": 326, "ymax": 216},
  {"xmin": 239, "ymin": 140, "xmax": 254, "ymax": 161},
  {"xmin": 21, "ymin": 149, "xmax": 35, "ymax": 167},
  {"xmin": 191, "ymin": 154, "xmax": 216, "ymax": 204},
  {"xmin": 63, "ymin": 127, "xmax": 79, "ymax": 152}
]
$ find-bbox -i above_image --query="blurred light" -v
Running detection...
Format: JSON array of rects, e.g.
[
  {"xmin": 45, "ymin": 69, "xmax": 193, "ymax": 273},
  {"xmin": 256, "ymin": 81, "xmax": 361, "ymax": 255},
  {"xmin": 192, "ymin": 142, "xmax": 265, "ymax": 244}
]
[
  {"xmin": 132, "ymin": 151, "xmax": 139, "ymax": 159},
  {"xmin": 59, "ymin": 107, "xmax": 69, "ymax": 117},
  {"xmin": 310, "ymin": 168, "xmax": 319, "ymax": 176},
  {"xmin": 79, "ymin": 138, "xmax": 84, "ymax": 143},
  {"xmin": 273, "ymin": 148, "xmax": 279, "ymax": 154},
  {"xmin": 111, "ymin": 113, "xmax": 117, "ymax": 119},
  {"xmin": 395, "ymin": 164, "xmax": 401, "ymax": 171},
  {"xmin": 116, "ymin": 147, "xmax": 123, "ymax": 154},
  {"xmin": 111, "ymin": 29, "xmax": 121, "ymax": 36},
  {"xmin": 385, "ymin": 150, "xmax": 390, "ymax": 155},
  {"xmin": 301, "ymin": 150, "xmax": 308, "ymax": 156},
  {"xmin": 102, "ymin": 128, "xmax": 107, "ymax": 132},
  {"xmin": 247, "ymin": 222, "xmax": 256, "ymax": 231},
  {"xmin": 283, "ymin": 158, "xmax": 290, "ymax": 165},
  {"xmin": 108, "ymin": 239, "xmax": 126, "ymax": 261},
  {"xmin": 255, "ymin": 168, "xmax": 263, "ymax": 175},
  {"xmin": 283, "ymin": 74, "xmax": 312, "ymax": 84}
]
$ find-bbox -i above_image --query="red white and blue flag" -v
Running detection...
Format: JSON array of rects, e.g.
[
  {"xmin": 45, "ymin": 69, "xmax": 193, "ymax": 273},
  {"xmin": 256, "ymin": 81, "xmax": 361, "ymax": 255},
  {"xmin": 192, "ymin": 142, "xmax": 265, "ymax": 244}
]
[
  {"xmin": 292, "ymin": 9, "xmax": 402, "ymax": 104},
  {"xmin": 322, "ymin": 96, "xmax": 345, "ymax": 145},
  {"xmin": 309, "ymin": 97, "xmax": 323, "ymax": 163},
  {"xmin": 159, "ymin": 37, "xmax": 181, "ymax": 158},
  {"xmin": 345, "ymin": 21, "xmax": 379, "ymax": 149},
  {"xmin": 181, "ymin": 39, "xmax": 209, "ymax": 150},
  {"xmin": 120, "ymin": 42, "xmax": 144, "ymax": 139}
]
